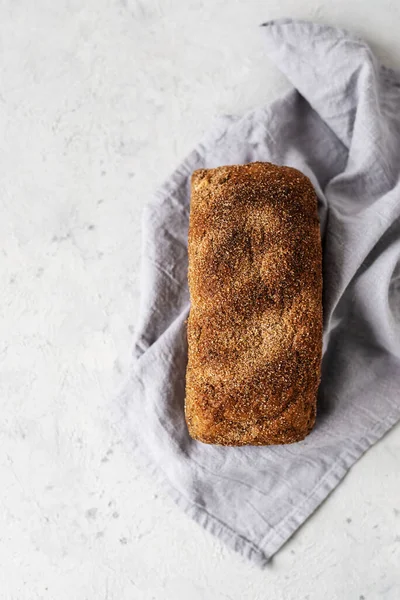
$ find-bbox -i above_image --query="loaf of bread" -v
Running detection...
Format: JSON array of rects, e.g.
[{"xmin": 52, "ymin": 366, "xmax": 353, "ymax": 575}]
[{"xmin": 185, "ymin": 162, "xmax": 322, "ymax": 446}]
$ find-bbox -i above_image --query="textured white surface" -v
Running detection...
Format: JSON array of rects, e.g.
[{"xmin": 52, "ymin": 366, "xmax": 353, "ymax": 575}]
[{"xmin": 1, "ymin": 1, "xmax": 400, "ymax": 598}]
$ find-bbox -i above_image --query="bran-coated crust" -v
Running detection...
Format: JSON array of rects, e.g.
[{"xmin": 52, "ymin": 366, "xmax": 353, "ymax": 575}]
[{"xmin": 185, "ymin": 162, "xmax": 323, "ymax": 446}]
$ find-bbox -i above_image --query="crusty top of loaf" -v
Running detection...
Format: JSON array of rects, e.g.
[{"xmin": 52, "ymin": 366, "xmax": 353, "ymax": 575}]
[{"xmin": 185, "ymin": 162, "xmax": 322, "ymax": 445}]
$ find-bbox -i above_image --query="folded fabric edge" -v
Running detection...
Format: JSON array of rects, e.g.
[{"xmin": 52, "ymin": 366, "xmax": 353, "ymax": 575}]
[
  {"xmin": 261, "ymin": 410, "xmax": 400, "ymax": 557},
  {"xmin": 111, "ymin": 371, "xmax": 400, "ymax": 568},
  {"xmin": 259, "ymin": 17, "xmax": 360, "ymax": 45}
]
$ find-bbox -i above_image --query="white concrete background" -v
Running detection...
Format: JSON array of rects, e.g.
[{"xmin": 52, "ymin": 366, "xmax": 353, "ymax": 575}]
[{"xmin": 1, "ymin": 0, "xmax": 400, "ymax": 598}]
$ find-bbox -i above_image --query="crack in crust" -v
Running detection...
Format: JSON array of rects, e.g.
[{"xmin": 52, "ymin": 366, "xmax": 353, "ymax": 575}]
[{"xmin": 185, "ymin": 162, "xmax": 323, "ymax": 446}]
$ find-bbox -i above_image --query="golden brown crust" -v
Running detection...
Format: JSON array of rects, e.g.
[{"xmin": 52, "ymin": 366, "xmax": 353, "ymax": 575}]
[{"xmin": 185, "ymin": 162, "xmax": 322, "ymax": 446}]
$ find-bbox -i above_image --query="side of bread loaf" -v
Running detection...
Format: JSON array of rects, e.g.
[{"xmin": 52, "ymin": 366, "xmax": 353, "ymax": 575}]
[{"xmin": 185, "ymin": 162, "xmax": 322, "ymax": 446}]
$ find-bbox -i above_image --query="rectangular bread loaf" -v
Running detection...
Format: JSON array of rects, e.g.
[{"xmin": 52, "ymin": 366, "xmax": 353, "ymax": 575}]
[{"xmin": 185, "ymin": 162, "xmax": 323, "ymax": 446}]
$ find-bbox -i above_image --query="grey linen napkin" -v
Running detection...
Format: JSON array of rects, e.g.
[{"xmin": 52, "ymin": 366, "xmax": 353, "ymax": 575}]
[{"xmin": 117, "ymin": 19, "xmax": 400, "ymax": 566}]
